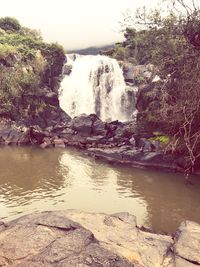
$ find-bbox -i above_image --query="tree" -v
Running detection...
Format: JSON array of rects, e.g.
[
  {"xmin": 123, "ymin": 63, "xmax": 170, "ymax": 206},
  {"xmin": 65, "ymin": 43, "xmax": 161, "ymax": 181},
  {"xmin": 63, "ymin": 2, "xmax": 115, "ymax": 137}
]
[
  {"xmin": 118, "ymin": 0, "xmax": 200, "ymax": 175},
  {"xmin": 0, "ymin": 17, "xmax": 21, "ymax": 32},
  {"xmin": 0, "ymin": 17, "xmax": 65, "ymax": 122}
]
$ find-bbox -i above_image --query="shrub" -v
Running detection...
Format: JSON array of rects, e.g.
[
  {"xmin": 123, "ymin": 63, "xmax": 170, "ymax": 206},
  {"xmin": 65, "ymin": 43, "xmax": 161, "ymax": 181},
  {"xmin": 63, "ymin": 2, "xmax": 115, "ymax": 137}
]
[{"xmin": 0, "ymin": 17, "xmax": 21, "ymax": 32}]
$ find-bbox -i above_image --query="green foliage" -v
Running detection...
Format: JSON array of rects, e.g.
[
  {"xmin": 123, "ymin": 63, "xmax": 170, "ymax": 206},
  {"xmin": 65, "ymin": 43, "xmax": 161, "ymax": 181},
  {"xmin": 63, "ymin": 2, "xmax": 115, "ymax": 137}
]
[
  {"xmin": 19, "ymin": 27, "xmax": 42, "ymax": 40},
  {"xmin": 118, "ymin": 1, "xmax": 200, "ymax": 173},
  {"xmin": 0, "ymin": 43, "xmax": 17, "ymax": 59},
  {"xmin": 149, "ymin": 135, "xmax": 170, "ymax": 145},
  {"xmin": 0, "ymin": 17, "xmax": 21, "ymax": 32},
  {"xmin": 0, "ymin": 17, "xmax": 65, "ymax": 121},
  {"xmin": 0, "ymin": 64, "xmax": 39, "ymax": 115}
]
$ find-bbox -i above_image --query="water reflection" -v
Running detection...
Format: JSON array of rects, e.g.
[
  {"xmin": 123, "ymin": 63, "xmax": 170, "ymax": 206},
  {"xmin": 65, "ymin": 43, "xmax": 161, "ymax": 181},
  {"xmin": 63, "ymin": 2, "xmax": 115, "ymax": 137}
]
[
  {"xmin": 116, "ymin": 167, "xmax": 200, "ymax": 232},
  {"xmin": 0, "ymin": 146, "xmax": 200, "ymax": 233}
]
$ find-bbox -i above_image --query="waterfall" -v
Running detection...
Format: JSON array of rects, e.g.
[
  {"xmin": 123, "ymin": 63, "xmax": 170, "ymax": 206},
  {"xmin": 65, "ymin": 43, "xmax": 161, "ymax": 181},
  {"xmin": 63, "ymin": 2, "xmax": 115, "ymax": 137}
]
[{"xmin": 59, "ymin": 55, "xmax": 135, "ymax": 122}]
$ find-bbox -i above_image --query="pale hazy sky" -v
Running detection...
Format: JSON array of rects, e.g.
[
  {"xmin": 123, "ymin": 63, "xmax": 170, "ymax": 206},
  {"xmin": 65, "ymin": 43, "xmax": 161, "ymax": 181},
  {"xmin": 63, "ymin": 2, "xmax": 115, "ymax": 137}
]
[{"xmin": 0, "ymin": 0, "xmax": 159, "ymax": 50}]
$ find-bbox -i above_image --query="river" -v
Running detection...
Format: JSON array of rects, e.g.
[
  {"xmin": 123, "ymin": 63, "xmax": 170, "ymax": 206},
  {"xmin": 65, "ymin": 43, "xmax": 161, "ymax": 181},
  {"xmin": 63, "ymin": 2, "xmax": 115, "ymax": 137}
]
[{"xmin": 0, "ymin": 146, "xmax": 200, "ymax": 233}]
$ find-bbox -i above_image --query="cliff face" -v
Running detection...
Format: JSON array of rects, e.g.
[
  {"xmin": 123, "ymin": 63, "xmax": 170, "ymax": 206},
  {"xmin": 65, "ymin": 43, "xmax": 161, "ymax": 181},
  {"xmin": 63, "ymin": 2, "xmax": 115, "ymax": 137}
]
[{"xmin": 0, "ymin": 19, "xmax": 68, "ymax": 128}]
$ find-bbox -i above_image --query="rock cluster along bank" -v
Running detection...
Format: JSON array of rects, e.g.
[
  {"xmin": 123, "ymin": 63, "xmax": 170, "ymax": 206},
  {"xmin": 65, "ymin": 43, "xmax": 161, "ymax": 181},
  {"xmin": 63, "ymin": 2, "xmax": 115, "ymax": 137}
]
[
  {"xmin": 0, "ymin": 113, "xmax": 185, "ymax": 173},
  {"xmin": 0, "ymin": 210, "xmax": 199, "ymax": 267}
]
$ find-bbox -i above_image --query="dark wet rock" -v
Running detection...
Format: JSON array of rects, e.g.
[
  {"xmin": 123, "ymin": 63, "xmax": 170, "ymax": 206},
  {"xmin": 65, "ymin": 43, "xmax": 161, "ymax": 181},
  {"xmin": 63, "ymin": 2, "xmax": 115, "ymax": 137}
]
[
  {"xmin": 87, "ymin": 147, "xmax": 184, "ymax": 172},
  {"xmin": 68, "ymin": 114, "xmax": 97, "ymax": 136},
  {"xmin": 92, "ymin": 119, "xmax": 107, "ymax": 136},
  {"xmin": 136, "ymin": 84, "xmax": 156, "ymax": 113},
  {"xmin": 88, "ymin": 147, "xmax": 125, "ymax": 161},
  {"xmin": 63, "ymin": 64, "xmax": 72, "ymax": 75},
  {"xmin": 44, "ymin": 91, "xmax": 59, "ymax": 106},
  {"xmin": 124, "ymin": 86, "xmax": 138, "ymax": 119},
  {"xmin": 55, "ymin": 126, "xmax": 75, "ymax": 137},
  {"xmin": 114, "ymin": 121, "xmax": 136, "ymax": 144},
  {"xmin": 37, "ymin": 105, "xmax": 71, "ymax": 129},
  {"xmin": 139, "ymin": 138, "xmax": 155, "ymax": 152},
  {"xmin": 68, "ymin": 113, "xmax": 108, "ymax": 138},
  {"xmin": 86, "ymin": 135, "xmax": 105, "ymax": 144},
  {"xmin": 29, "ymin": 126, "xmax": 47, "ymax": 144},
  {"xmin": 65, "ymin": 135, "xmax": 88, "ymax": 148},
  {"xmin": 105, "ymin": 120, "xmax": 122, "ymax": 138}
]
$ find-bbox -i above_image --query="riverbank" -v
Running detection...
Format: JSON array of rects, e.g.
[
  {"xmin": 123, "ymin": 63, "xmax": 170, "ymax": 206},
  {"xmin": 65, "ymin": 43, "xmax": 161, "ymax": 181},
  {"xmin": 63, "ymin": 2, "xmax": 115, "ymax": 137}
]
[
  {"xmin": 0, "ymin": 210, "xmax": 199, "ymax": 267},
  {"xmin": 0, "ymin": 113, "xmax": 186, "ymax": 174}
]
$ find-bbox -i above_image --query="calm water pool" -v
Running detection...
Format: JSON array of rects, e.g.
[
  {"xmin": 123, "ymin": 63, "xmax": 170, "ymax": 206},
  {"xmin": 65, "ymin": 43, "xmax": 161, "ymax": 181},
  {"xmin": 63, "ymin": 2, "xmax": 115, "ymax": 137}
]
[{"xmin": 0, "ymin": 146, "xmax": 200, "ymax": 233}]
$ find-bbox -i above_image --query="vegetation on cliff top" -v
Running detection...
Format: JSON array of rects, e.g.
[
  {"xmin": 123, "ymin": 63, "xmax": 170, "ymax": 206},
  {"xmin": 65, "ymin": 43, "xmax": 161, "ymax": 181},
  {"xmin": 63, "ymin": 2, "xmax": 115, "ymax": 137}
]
[
  {"xmin": 0, "ymin": 17, "xmax": 65, "ymax": 121},
  {"xmin": 103, "ymin": 0, "xmax": 200, "ymax": 174}
]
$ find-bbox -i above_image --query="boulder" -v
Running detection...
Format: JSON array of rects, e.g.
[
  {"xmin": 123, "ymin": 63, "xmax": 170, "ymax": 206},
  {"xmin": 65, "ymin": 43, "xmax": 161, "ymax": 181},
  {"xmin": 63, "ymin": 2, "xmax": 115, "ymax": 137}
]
[
  {"xmin": 29, "ymin": 126, "xmax": 47, "ymax": 144},
  {"xmin": 0, "ymin": 211, "xmax": 133, "ymax": 267},
  {"xmin": 62, "ymin": 64, "xmax": 72, "ymax": 75},
  {"xmin": 68, "ymin": 114, "xmax": 99, "ymax": 136},
  {"xmin": 122, "ymin": 62, "xmax": 154, "ymax": 85},
  {"xmin": 0, "ymin": 210, "xmax": 200, "ymax": 266},
  {"xmin": 105, "ymin": 120, "xmax": 122, "ymax": 138},
  {"xmin": 87, "ymin": 147, "xmax": 184, "ymax": 172},
  {"xmin": 65, "ymin": 135, "xmax": 88, "ymax": 148},
  {"xmin": 0, "ymin": 121, "xmax": 31, "ymax": 145},
  {"xmin": 17, "ymin": 129, "xmax": 31, "ymax": 145},
  {"xmin": 44, "ymin": 91, "xmax": 59, "ymax": 106},
  {"xmin": 53, "ymin": 138, "xmax": 66, "ymax": 148},
  {"xmin": 138, "ymin": 138, "xmax": 155, "ymax": 152},
  {"xmin": 173, "ymin": 221, "xmax": 200, "ymax": 264},
  {"xmin": 92, "ymin": 119, "xmax": 107, "ymax": 136},
  {"xmin": 114, "ymin": 121, "xmax": 136, "ymax": 141},
  {"xmin": 86, "ymin": 135, "xmax": 105, "ymax": 144}
]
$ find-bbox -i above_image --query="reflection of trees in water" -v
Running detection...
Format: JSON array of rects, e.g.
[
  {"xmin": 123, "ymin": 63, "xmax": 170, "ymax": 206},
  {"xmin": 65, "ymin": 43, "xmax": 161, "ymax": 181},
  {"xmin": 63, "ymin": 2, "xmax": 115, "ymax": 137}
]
[
  {"xmin": 0, "ymin": 147, "xmax": 67, "ymax": 202},
  {"xmin": 115, "ymin": 167, "xmax": 200, "ymax": 232}
]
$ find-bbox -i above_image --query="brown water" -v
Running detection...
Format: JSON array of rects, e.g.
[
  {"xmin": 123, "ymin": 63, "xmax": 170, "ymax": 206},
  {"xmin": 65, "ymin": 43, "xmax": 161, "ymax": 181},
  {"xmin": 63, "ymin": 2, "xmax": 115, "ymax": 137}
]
[{"xmin": 0, "ymin": 146, "xmax": 200, "ymax": 233}]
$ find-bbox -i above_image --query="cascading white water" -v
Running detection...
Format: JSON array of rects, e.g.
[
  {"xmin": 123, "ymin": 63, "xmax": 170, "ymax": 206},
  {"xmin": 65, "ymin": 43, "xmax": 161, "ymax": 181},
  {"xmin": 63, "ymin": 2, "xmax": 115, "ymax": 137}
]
[{"xmin": 59, "ymin": 55, "xmax": 133, "ymax": 121}]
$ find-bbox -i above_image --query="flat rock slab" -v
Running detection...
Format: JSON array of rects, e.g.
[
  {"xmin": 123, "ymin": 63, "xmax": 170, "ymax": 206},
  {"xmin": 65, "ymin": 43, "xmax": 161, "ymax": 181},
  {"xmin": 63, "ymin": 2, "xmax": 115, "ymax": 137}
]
[
  {"xmin": 87, "ymin": 147, "xmax": 182, "ymax": 172},
  {"xmin": 173, "ymin": 221, "xmax": 200, "ymax": 264},
  {"xmin": 0, "ymin": 211, "xmax": 199, "ymax": 267},
  {"xmin": 0, "ymin": 211, "xmax": 134, "ymax": 267}
]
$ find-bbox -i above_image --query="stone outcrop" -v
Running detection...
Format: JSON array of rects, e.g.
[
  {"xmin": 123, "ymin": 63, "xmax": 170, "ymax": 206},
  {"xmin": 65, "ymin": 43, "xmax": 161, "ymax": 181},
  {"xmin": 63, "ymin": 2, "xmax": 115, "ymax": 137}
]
[
  {"xmin": 121, "ymin": 62, "xmax": 154, "ymax": 85},
  {"xmin": 0, "ymin": 210, "xmax": 199, "ymax": 267},
  {"xmin": 173, "ymin": 221, "xmax": 200, "ymax": 265}
]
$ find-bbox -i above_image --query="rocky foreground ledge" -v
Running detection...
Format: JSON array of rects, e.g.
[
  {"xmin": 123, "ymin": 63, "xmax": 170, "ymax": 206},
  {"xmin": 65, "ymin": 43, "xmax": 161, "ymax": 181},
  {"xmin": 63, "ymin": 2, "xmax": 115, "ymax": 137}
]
[{"xmin": 0, "ymin": 210, "xmax": 199, "ymax": 267}]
